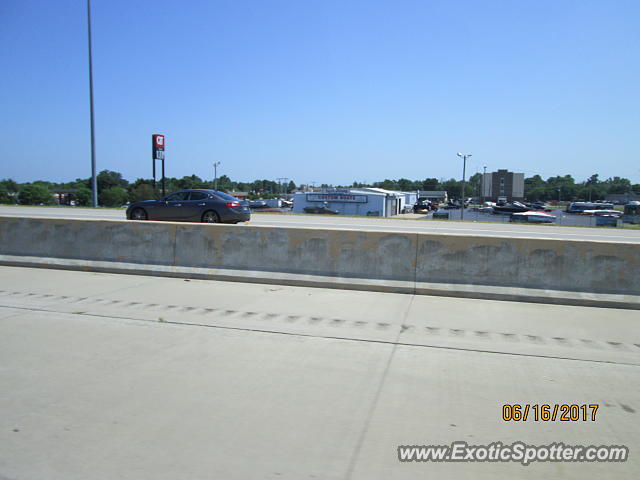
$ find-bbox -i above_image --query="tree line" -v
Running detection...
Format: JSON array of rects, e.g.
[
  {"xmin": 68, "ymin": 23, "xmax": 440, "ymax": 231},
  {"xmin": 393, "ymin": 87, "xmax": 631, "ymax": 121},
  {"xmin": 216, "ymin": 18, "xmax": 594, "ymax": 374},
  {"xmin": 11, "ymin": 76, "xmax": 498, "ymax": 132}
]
[
  {"xmin": 360, "ymin": 173, "xmax": 639, "ymax": 202},
  {"xmin": 1, "ymin": 171, "xmax": 638, "ymax": 207},
  {"xmin": 0, "ymin": 172, "xmax": 297, "ymax": 207}
]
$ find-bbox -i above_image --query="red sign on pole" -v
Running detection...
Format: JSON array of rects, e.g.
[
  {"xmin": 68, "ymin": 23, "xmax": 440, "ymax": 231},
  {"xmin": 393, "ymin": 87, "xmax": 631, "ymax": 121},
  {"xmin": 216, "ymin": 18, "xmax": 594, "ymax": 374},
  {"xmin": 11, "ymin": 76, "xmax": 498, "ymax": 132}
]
[
  {"xmin": 152, "ymin": 134, "xmax": 165, "ymax": 161},
  {"xmin": 152, "ymin": 134, "xmax": 166, "ymax": 196},
  {"xmin": 152, "ymin": 134, "xmax": 165, "ymax": 152}
]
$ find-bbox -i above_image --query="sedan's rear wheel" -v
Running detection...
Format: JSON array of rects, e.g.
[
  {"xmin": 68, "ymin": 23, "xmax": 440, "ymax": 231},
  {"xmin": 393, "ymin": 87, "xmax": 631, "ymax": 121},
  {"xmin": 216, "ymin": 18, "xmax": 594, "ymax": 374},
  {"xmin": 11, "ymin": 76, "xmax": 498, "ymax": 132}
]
[
  {"xmin": 131, "ymin": 208, "xmax": 147, "ymax": 220},
  {"xmin": 202, "ymin": 210, "xmax": 220, "ymax": 223}
]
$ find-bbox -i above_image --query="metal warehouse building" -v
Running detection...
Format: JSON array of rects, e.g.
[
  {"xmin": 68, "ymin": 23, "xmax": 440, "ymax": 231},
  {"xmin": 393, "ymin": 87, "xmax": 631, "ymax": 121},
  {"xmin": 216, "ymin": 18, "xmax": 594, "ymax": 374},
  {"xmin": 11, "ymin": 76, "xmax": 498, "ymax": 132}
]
[{"xmin": 293, "ymin": 188, "xmax": 405, "ymax": 217}]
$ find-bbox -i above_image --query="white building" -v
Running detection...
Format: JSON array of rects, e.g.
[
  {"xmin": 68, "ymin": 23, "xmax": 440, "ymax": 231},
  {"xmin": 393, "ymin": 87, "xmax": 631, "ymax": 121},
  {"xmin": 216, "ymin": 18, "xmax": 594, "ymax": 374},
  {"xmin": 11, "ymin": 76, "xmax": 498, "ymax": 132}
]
[{"xmin": 292, "ymin": 188, "xmax": 404, "ymax": 217}]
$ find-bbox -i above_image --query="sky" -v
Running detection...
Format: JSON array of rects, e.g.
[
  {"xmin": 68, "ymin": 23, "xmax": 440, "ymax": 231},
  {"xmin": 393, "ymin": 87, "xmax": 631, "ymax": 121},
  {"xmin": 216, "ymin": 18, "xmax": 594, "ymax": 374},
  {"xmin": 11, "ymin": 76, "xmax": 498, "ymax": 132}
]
[{"xmin": 1, "ymin": 0, "xmax": 639, "ymax": 186}]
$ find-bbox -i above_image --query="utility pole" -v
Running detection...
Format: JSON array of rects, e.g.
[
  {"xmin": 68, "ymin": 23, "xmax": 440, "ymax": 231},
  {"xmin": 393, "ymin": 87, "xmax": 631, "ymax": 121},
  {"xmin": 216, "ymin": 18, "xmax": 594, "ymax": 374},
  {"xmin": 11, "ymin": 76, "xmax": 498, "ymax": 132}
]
[
  {"xmin": 87, "ymin": 0, "xmax": 98, "ymax": 207},
  {"xmin": 475, "ymin": 167, "xmax": 479, "ymax": 204},
  {"xmin": 213, "ymin": 162, "xmax": 221, "ymax": 191},
  {"xmin": 456, "ymin": 152, "xmax": 472, "ymax": 221},
  {"xmin": 482, "ymin": 165, "xmax": 487, "ymax": 205},
  {"xmin": 277, "ymin": 177, "xmax": 288, "ymax": 196}
]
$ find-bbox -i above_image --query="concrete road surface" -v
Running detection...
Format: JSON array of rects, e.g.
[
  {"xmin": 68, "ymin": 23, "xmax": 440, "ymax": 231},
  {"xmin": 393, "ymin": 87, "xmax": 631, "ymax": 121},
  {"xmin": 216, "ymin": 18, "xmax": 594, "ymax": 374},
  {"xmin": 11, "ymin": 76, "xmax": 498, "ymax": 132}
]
[
  {"xmin": 1, "ymin": 266, "xmax": 638, "ymax": 479},
  {"xmin": 1, "ymin": 205, "xmax": 639, "ymax": 242}
]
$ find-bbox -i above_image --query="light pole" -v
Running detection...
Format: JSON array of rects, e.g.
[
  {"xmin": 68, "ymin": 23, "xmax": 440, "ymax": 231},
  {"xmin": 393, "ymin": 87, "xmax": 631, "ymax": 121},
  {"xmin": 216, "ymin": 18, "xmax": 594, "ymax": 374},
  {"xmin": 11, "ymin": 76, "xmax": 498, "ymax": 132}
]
[
  {"xmin": 277, "ymin": 177, "xmax": 289, "ymax": 196},
  {"xmin": 87, "ymin": 0, "xmax": 98, "ymax": 207},
  {"xmin": 213, "ymin": 162, "xmax": 221, "ymax": 191},
  {"xmin": 482, "ymin": 165, "xmax": 487, "ymax": 205},
  {"xmin": 457, "ymin": 152, "xmax": 472, "ymax": 220}
]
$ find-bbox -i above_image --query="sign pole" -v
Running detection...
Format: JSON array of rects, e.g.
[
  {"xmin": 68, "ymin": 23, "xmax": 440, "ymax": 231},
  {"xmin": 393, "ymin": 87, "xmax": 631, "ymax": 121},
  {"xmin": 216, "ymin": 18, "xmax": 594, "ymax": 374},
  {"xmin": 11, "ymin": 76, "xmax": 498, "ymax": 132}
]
[
  {"xmin": 161, "ymin": 157, "xmax": 166, "ymax": 197},
  {"xmin": 152, "ymin": 134, "xmax": 165, "ymax": 198},
  {"xmin": 152, "ymin": 137, "xmax": 156, "ymax": 194},
  {"xmin": 87, "ymin": 0, "xmax": 98, "ymax": 207}
]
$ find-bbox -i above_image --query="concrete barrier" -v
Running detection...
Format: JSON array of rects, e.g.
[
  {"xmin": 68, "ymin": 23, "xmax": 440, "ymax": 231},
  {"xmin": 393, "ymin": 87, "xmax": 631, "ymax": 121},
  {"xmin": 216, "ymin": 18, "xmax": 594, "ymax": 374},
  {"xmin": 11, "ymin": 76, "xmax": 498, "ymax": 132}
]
[
  {"xmin": 1, "ymin": 216, "xmax": 639, "ymax": 308},
  {"xmin": 415, "ymin": 235, "xmax": 640, "ymax": 295}
]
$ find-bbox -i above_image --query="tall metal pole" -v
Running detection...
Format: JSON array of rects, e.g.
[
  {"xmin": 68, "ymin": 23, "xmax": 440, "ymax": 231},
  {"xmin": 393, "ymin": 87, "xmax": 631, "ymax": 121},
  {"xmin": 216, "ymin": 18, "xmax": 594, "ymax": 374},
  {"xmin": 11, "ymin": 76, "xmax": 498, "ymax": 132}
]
[
  {"xmin": 87, "ymin": 0, "xmax": 98, "ymax": 207},
  {"xmin": 213, "ymin": 162, "xmax": 220, "ymax": 190},
  {"xmin": 461, "ymin": 157, "xmax": 466, "ymax": 220},
  {"xmin": 161, "ymin": 157, "xmax": 166, "ymax": 197},
  {"xmin": 457, "ymin": 153, "xmax": 471, "ymax": 221},
  {"xmin": 277, "ymin": 177, "xmax": 288, "ymax": 196},
  {"xmin": 482, "ymin": 165, "xmax": 487, "ymax": 205}
]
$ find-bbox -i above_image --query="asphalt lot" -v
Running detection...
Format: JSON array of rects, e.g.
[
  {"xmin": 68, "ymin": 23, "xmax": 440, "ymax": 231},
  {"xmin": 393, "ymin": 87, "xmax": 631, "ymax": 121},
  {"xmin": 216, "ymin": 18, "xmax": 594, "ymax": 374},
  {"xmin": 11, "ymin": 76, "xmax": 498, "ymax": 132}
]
[
  {"xmin": 0, "ymin": 205, "xmax": 639, "ymax": 242},
  {"xmin": 0, "ymin": 266, "xmax": 638, "ymax": 479},
  {"xmin": 431, "ymin": 207, "xmax": 615, "ymax": 227}
]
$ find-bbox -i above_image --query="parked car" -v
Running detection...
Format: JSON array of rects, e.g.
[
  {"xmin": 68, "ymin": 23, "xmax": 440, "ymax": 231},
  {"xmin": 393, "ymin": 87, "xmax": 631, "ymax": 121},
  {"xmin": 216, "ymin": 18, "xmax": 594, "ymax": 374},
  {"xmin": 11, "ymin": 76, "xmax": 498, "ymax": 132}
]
[
  {"xmin": 413, "ymin": 198, "xmax": 431, "ymax": 213},
  {"xmin": 248, "ymin": 199, "xmax": 268, "ymax": 209},
  {"xmin": 303, "ymin": 206, "xmax": 339, "ymax": 214},
  {"xmin": 584, "ymin": 209, "xmax": 622, "ymax": 218},
  {"xmin": 126, "ymin": 189, "xmax": 250, "ymax": 223},
  {"xmin": 492, "ymin": 201, "xmax": 529, "ymax": 214},
  {"xmin": 623, "ymin": 201, "xmax": 640, "ymax": 224},
  {"xmin": 566, "ymin": 202, "xmax": 615, "ymax": 214},
  {"xmin": 509, "ymin": 211, "xmax": 556, "ymax": 223}
]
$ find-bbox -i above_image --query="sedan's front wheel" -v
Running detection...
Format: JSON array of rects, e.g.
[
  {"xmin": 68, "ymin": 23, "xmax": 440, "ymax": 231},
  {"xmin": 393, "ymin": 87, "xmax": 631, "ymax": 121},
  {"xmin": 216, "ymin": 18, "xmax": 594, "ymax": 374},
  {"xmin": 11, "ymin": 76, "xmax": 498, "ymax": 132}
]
[
  {"xmin": 130, "ymin": 208, "xmax": 147, "ymax": 220},
  {"xmin": 202, "ymin": 210, "xmax": 220, "ymax": 223}
]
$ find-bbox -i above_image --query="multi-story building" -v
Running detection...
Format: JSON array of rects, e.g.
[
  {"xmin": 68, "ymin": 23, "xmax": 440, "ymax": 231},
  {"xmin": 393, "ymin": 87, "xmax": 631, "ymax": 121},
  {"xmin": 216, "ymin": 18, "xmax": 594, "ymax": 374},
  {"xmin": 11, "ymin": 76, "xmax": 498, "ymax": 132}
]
[{"xmin": 482, "ymin": 169, "xmax": 524, "ymax": 202}]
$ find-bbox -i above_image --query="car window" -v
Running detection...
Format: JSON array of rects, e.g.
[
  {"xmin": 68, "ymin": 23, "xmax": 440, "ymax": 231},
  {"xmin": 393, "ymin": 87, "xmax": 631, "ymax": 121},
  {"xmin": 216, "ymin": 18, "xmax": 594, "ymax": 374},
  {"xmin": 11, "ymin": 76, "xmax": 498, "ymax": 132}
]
[
  {"xmin": 212, "ymin": 191, "xmax": 239, "ymax": 202},
  {"xmin": 189, "ymin": 192, "xmax": 208, "ymax": 201},
  {"xmin": 165, "ymin": 191, "xmax": 190, "ymax": 201}
]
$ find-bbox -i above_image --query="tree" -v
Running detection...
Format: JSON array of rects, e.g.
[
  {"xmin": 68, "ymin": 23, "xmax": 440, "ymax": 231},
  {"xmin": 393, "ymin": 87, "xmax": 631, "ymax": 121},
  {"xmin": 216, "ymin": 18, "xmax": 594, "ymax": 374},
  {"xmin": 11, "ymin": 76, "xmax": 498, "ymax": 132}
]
[
  {"xmin": 97, "ymin": 170, "xmax": 128, "ymax": 191},
  {"xmin": 524, "ymin": 175, "xmax": 548, "ymax": 201},
  {"xmin": 441, "ymin": 179, "xmax": 462, "ymax": 200},
  {"xmin": 0, "ymin": 178, "xmax": 18, "ymax": 193},
  {"xmin": 603, "ymin": 176, "xmax": 632, "ymax": 195},
  {"xmin": 420, "ymin": 178, "xmax": 439, "ymax": 191},
  {"xmin": 375, "ymin": 179, "xmax": 398, "ymax": 190},
  {"xmin": 177, "ymin": 175, "xmax": 208, "ymax": 190},
  {"xmin": 397, "ymin": 178, "xmax": 415, "ymax": 191},
  {"xmin": 18, "ymin": 184, "xmax": 54, "ymax": 205},
  {"xmin": 0, "ymin": 184, "xmax": 17, "ymax": 204},
  {"xmin": 467, "ymin": 173, "xmax": 482, "ymax": 200},
  {"xmin": 75, "ymin": 187, "xmax": 92, "ymax": 206},
  {"xmin": 99, "ymin": 186, "xmax": 128, "ymax": 207},
  {"xmin": 214, "ymin": 174, "xmax": 234, "ymax": 192},
  {"xmin": 578, "ymin": 174, "xmax": 605, "ymax": 201},
  {"xmin": 128, "ymin": 184, "xmax": 156, "ymax": 203},
  {"xmin": 547, "ymin": 175, "xmax": 577, "ymax": 201}
]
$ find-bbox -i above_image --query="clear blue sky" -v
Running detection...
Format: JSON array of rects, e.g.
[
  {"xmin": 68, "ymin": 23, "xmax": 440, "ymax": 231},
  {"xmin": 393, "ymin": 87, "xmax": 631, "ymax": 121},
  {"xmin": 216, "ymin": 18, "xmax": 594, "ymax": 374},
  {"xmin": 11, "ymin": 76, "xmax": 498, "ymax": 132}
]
[{"xmin": 1, "ymin": 0, "xmax": 639, "ymax": 186}]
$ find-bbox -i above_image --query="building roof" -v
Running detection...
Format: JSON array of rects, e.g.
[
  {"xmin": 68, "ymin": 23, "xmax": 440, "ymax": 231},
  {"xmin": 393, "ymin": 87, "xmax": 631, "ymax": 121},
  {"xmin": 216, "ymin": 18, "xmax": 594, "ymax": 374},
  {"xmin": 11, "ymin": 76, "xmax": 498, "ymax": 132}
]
[
  {"xmin": 357, "ymin": 187, "xmax": 404, "ymax": 196},
  {"xmin": 419, "ymin": 191, "xmax": 447, "ymax": 196}
]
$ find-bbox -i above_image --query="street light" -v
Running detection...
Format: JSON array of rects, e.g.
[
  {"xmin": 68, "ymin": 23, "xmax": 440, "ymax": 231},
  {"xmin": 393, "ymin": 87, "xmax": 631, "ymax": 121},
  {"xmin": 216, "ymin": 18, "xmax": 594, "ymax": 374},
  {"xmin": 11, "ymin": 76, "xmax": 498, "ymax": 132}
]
[
  {"xmin": 213, "ymin": 162, "xmax": 221, "ymax": 191},
  {"xmin": 87, "ymin": 0, "xmax": 98, "ymax": 207},
  {"xmin": 457, "ymin": 152, "xmax": 472, "ymax": 220},
  {"xmin": 482, "ymin": 165, "xmax": 487, "ymax": 205}
]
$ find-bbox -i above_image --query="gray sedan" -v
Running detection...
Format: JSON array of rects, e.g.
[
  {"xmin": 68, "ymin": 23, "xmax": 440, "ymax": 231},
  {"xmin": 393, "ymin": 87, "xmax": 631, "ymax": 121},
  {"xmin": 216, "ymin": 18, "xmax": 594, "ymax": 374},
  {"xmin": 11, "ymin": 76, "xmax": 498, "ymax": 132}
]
[{"xmin": 126, "ymin": 189, "xmax": 250, "ymax": 223}]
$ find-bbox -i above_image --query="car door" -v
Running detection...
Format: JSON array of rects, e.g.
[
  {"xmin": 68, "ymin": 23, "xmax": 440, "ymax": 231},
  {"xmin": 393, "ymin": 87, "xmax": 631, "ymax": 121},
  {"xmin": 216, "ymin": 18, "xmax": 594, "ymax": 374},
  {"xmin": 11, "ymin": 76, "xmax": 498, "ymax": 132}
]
[
  {"xmin": 159, "ymin": 191, "xmax": 191, "ymax": 220},
  {"xmin": 182, "ymin": 191, "xmax": 209, "ymax": 220}
]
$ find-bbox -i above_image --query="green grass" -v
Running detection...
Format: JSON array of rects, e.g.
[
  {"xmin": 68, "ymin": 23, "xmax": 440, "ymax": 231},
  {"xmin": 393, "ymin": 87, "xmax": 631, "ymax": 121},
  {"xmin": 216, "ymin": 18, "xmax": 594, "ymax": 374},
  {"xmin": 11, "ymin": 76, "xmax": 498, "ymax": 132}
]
[{"xmin": 0, "ymin": 203, "xmax": 125, "ymax": 210}]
